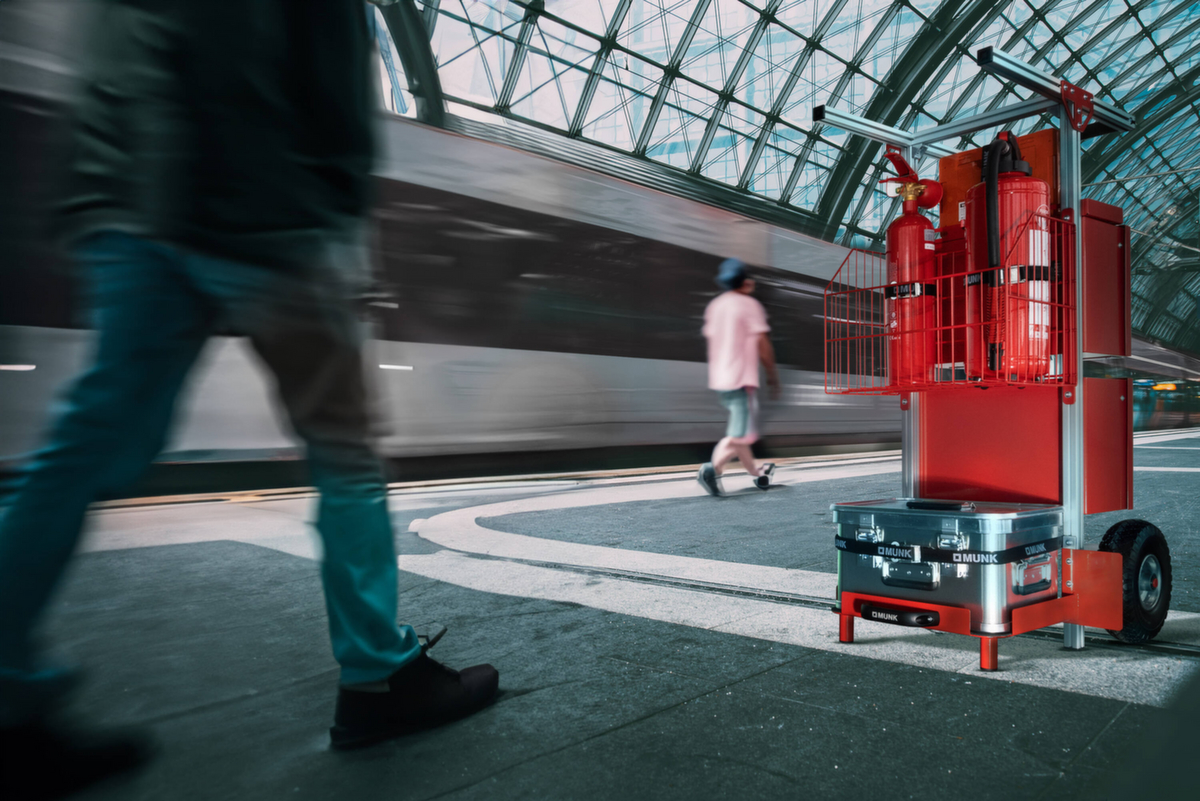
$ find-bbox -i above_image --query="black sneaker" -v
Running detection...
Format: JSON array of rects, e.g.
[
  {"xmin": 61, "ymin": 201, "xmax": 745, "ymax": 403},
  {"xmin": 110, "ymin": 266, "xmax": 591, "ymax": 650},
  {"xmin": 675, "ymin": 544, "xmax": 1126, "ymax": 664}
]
[
  {"xmin": 754, "ymin": 463, "xmax": 776, "ymax": 491},
  {"xmin": 0, "ymin": 721, "xmax": 154, "ymax": 800},
  {"xmin": 697, "ymin": 462, "xmax": 722, "ymax": 496},
  {"xmin": 330, "ymin": 645, "xmax": 499, "ymax": 750}
]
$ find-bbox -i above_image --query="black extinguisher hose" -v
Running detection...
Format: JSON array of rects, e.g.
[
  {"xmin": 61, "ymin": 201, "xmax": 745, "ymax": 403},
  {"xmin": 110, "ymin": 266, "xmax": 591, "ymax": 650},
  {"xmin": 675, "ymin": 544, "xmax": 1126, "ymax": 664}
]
[{"xmin": 985, "ymin": 138, "xmax": 1007, "ymax": 271}]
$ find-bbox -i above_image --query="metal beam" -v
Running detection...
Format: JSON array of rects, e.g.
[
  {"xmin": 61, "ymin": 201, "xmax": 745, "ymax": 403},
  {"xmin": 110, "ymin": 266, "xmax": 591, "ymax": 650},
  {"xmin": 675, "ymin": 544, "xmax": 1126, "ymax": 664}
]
[
  {"xmin": 910, "ymin": 96, "xmax": 1058, "ymax": 147},
  {"xmin": 737, "ymin": 0, "xmax": 850, "ymax": 190},
  {"xmin": 633, "ymin": 0, "xmax": 714, "ymax": 156},
  {"xmin": 421, "ymin": 0, "xmax": 441, "ymax": 37},
  {"xmin": 568, "ymin": 0, "xmax": 633, "ymax": 137},
  {"xmin": 496, "ymin": 0, "xmax": 543, "ymax": 112},
  {"xmin": 1059, "ymin": 102, "xmax": 1085, "ymax": 651},
  {"xmin": 688, "ymin": 1, "xmax": 783, "ymax": 175},
  {"xmin": 379, "ymin": 0, "xmax": 446, "ymax": 126},
  {"xmin": 976, "ymin": 47, "xmax": 1135, "ymax": 133},
  {"xmin": 779, "ymin": 136, "xmax": 817, "ymax": 206},
  {"xmin": 812, "ymin": 105, "xmax": 953, "ymax": 158}
]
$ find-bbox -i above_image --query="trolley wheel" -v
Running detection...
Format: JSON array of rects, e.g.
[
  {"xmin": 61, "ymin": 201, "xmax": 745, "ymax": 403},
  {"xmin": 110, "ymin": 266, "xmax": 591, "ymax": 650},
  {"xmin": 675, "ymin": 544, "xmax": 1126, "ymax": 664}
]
[{"xmin": 1099, "ymin": 519, "xmax": 1172, "ymax": 644}]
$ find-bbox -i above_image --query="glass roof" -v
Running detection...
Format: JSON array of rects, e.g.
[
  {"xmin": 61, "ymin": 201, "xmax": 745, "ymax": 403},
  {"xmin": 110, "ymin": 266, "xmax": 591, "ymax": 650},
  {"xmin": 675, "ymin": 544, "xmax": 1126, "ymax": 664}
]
[{"xmin": 372, "ymin": 0, "xmax": 1200, "ymax": 354}]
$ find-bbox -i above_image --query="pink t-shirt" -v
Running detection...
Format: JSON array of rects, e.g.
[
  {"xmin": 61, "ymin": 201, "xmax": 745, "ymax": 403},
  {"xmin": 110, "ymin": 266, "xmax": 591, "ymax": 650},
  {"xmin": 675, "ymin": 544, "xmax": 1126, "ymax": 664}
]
[{"xmin": 702, "ymin": 291, "xmax": 770, "ymax": 390}]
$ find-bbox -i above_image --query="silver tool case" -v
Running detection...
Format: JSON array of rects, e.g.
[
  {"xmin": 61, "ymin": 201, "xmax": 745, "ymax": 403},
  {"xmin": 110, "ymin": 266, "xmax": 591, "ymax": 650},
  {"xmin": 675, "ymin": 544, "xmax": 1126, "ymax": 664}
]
[{"xmin": 833, "ymin": 498, "xmax": 1064, "ymax": 634}]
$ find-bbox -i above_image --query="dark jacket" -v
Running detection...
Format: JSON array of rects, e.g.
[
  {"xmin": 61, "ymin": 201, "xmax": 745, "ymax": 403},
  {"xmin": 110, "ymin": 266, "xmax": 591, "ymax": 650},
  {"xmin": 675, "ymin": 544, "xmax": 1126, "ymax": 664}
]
[{"xmin": 61, "ymin": 0, "xmax": 377, "ymax": 270}]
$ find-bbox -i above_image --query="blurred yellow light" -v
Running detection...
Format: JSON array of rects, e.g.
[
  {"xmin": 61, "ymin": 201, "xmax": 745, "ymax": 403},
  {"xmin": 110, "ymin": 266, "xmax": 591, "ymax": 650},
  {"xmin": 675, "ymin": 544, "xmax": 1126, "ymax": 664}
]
[{"xmin": 1151, "ymin": 383, "xmax": 1177, "ymax": 391}]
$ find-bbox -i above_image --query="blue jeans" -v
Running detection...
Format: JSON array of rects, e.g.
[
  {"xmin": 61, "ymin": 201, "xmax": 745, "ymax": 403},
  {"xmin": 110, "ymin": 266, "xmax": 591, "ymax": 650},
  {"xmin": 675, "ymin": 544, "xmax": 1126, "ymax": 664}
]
[{"xmin": 0, "ymin": 232, "xmax": 420, "ymax": 724}]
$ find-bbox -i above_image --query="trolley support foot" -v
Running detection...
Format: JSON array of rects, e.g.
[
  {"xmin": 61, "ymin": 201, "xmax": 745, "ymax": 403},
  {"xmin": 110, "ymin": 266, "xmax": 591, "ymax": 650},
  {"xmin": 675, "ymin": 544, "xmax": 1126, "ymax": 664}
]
[
  {"xmin": 980, "ymin": 637, "xmax": 999, "ymax": 671},
  {"xmin": 839, "ymin": 614, "xmax": 854, "ymax": 643}
]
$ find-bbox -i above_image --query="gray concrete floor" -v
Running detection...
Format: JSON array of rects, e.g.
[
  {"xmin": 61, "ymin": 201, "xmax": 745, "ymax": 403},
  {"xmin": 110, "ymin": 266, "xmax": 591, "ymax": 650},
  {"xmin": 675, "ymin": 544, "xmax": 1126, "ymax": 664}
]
[{"xmin": 34, "ymin": 431, "xmax": 1200, "ymax": 800}]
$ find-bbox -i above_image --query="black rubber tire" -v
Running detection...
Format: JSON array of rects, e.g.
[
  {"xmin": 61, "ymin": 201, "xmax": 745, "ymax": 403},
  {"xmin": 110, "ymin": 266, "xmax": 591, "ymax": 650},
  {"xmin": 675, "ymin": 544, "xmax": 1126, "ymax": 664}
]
[{"xmin": 1099, "ymin": 519, "xmax": 1171, "ymax": 644}]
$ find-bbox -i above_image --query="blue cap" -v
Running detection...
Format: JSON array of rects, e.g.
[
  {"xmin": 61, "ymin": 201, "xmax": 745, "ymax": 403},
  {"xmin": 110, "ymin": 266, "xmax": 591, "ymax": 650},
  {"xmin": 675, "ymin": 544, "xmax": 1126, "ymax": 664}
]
[{"xmin": 716, "ymin": 258, "xmax": 748, "ymax": 290}]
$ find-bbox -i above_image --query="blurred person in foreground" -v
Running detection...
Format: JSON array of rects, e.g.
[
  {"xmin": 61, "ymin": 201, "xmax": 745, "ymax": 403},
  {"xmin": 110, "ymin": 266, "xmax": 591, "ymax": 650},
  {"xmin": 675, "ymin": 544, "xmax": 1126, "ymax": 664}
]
[
  {"xmin": 697, "ymin": 259, "xmax": 782, "ymax": 497},
  {"xmin": 0, "ymin": 1, "xmax": 497, "ymax": 796}
]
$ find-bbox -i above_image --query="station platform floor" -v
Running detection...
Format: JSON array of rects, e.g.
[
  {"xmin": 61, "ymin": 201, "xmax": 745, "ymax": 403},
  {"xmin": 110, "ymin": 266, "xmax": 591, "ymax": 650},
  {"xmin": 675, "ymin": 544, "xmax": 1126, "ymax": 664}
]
[{"xmin": 40, "ymin": 427, "xmax": 1200, "ymax": 800}]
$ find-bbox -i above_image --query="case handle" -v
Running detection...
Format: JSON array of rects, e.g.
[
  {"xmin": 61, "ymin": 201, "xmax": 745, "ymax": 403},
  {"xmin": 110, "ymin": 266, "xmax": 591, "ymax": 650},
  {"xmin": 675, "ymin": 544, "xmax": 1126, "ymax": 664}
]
[{"xmin": 906, "ymin": 500, "xmax": 975, "ymax": 511}]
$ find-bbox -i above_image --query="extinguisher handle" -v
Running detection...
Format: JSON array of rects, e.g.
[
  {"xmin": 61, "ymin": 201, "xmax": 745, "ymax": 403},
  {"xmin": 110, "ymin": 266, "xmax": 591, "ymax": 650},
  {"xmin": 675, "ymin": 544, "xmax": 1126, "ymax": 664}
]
[{"xmin": 883, "ymin": 147, "xmax": 918, "ymax": 181}]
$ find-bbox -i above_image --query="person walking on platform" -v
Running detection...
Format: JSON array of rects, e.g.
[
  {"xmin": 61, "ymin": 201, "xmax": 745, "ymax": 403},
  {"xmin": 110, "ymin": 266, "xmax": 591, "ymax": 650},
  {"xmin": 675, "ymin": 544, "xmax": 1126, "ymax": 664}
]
[
  {"xmin": 697, "ymin": 259, "xmax": 782, "ymax": 497},
  {"xmin": 0, "ymin": 2, "xmax": 497, "ymax": 796}
]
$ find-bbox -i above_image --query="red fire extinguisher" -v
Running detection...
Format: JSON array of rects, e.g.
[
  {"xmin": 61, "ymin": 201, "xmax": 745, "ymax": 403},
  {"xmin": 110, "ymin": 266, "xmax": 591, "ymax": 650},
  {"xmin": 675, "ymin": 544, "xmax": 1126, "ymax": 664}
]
[
  {"xmin": 964, "ymin": 131, "xmax": 1052, "ymax": 382},
  {"xmin": 882, "ymin": 147, "xmax": 943, "ymax": 386}
]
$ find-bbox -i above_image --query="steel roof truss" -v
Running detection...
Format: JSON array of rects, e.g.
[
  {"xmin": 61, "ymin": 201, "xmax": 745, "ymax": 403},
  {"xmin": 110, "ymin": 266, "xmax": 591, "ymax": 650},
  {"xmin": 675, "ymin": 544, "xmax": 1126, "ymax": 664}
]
[
  {"xmin": 567, "ymin": 0, "xmax": 633, "ymax": 137},
  {"xmin": 633, "ymin": 0, "xmax": 715, "ymax": 155},
  {"xmin": 689, "ymin": 0, "xmax": 783, "ymax": 174},
  {"xmin": 379, "ymin": 0, "xmax": 446, "ymax": 126},
  {"xmin": 496, "ymin": 1, "xmax": 543, "ymax": 112}
]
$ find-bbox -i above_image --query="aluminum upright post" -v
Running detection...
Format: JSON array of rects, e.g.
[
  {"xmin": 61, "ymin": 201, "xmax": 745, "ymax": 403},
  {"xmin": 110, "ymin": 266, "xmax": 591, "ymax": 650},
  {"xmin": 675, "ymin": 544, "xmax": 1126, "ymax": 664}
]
[
  {"xmin": 1059, "ymin": 111, "xmax": 1086, "ymax": 651},
  {"xmin": 901, "ymin": 394, "xmax": 919, "ymax": 497},
  {"xmin": 898, "ymin": 143, "xmax": 920, "ymax": 501}
]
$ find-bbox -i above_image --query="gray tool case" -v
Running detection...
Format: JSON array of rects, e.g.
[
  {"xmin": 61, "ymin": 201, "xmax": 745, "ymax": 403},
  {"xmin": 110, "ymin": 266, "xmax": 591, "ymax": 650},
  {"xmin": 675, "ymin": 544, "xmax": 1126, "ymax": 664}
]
[{"xmin": 832, "ymin": 498, "xmax": 1065, "ymax": 634}]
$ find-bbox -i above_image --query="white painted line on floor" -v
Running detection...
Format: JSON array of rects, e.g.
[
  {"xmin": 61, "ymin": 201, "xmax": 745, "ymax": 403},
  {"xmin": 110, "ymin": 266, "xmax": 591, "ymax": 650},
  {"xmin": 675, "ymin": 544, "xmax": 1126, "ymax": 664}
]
[
  {"xmin": 1134, "ymin": 446, "xmax": 1200, "ymax": 450},
  {"xmin": 1134, "ymin": 467, "xmax": 1200, "ymax": 472},
  {"xmin": 1133, "ymin": 429, "xmax": 1200, "ymax": 444},
  {"xmin": 413, "ymin": 460, "xmax": 897, "ymax": 598},
  {"xmin": 397, "ymin": 550, "xmax": 1198, "ymax": 708}
]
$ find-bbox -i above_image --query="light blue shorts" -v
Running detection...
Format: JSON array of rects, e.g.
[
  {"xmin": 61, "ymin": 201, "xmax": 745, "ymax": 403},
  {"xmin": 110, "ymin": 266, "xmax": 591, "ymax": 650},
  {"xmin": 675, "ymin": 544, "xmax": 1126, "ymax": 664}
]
[{"xmin": 717, "ymin": 387, "xmax": 759, "ymax": 442}]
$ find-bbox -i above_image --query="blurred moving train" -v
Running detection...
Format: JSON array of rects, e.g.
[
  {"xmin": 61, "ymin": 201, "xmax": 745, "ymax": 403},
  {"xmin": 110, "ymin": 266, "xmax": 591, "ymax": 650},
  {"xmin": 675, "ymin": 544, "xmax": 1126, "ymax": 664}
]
[
  {"xmin": 1, "ymin": 76, "xmax": 895, "ymax": 470},
  {"xmin": 2, "ymin": 15, "xmax": 1198, "ymax": 478}
]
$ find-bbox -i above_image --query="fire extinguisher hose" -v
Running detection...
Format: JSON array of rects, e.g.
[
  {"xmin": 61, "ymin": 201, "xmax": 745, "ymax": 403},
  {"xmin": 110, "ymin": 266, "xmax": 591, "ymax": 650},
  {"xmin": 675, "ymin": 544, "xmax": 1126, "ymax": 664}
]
[{"xmin": 985, "ymin": 137, "xmax": 1006, "ymax": 272}]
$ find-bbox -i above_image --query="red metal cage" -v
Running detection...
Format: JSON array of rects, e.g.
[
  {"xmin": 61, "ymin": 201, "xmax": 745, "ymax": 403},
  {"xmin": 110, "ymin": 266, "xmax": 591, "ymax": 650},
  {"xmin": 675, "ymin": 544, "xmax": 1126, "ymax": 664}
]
[{"xmin": 824, "ymin": 212, "xmax": 1076, "ymax": 394}]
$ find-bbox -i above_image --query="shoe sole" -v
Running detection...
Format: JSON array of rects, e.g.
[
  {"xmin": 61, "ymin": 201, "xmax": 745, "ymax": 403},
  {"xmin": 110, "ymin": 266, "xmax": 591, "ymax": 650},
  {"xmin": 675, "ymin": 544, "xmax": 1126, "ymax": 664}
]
[
  {"xmin": 329, "ymin": 695, "xmax": 498, "ymax": 751},
  {"xmin": 329, "ymin": 720, "xmax": 423, "ymax": 750}
]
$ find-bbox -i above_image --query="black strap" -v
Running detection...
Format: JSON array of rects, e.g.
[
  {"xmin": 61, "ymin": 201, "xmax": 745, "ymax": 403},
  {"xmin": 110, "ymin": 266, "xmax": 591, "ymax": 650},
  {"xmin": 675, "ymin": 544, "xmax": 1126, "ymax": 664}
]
[
  {"xmin": 835, "ymin": 535, "xmax": 1063, "ymax": 565},
  {"xmin": 883, "ymin": 282, "xmax": 937, "ymax": 299},
  {"xmin": 972, "ymin": 264, "xmax": 1060, "ymax": 287}
]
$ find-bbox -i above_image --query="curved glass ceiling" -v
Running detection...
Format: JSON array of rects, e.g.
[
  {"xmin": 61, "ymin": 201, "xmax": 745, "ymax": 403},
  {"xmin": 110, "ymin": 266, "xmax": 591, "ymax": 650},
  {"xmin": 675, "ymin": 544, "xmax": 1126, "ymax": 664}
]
[{"xmin": 373, "ymin": 0, "xmax": 1200, "ymax": 353}]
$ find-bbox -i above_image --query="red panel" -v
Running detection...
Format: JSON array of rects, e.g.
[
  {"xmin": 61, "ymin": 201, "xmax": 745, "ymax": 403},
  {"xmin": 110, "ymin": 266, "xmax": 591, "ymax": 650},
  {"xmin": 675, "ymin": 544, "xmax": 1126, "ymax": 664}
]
[
  {"xmin": 919, "ymin": 386, "xmax": 1061, "ymax": 503},
  {"xmin": 1123, "ymin": 225, "xmax": 1132, "ymax": 357},
  {"xmin": 1064, "ymin": 548, "xmax": 1124, "ymax": 631},
  {"xmin": 1010, "ymin": 595, "xmax": 1074, "ymax": 635},
  {"xmin": 1081, "ymin": 198, "xmax": 1124, "ymax": 226},
  {"xmin": 938, "ymin": 129, "xmax": 1060, "ymax": 226},
  {"xmin": 1084, "ymin": 377, "xmax": 1133, "ymax": 514},
  {"xmin": 1081, "ymin": 211, "xmax": 1130, "ymax": 356}
]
